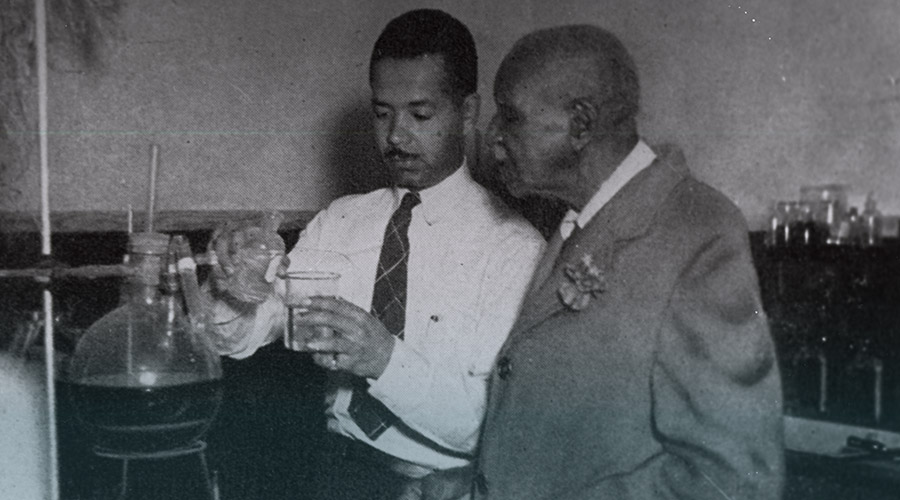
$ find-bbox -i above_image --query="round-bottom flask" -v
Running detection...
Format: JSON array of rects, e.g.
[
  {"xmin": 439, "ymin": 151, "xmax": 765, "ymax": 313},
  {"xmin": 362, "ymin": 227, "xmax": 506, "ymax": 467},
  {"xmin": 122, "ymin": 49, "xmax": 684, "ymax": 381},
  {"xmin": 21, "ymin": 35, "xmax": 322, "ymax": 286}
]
[{"xmin": 63, "ymin": 233, "xmax": 222, "ymax": 453}]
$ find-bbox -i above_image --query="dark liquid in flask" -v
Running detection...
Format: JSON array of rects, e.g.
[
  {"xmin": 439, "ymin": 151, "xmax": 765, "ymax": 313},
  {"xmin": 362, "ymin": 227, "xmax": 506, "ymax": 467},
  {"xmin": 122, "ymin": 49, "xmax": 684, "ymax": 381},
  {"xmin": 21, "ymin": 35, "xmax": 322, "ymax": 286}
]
[{"xmin": 65, "ymin": 373, "xmax": 222, "ymax": 453}]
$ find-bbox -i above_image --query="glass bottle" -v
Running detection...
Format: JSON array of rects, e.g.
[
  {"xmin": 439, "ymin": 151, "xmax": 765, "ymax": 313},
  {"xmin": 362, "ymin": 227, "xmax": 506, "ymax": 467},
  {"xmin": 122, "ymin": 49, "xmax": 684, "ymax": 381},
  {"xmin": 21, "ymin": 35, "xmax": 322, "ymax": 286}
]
[
  {"xmin": 861, "ymin": 192, "xmax": 882, "ymax": 247},
  {"xmin": 824, "ymin": 200, "xmax": 841, "ymax": 245},
  {"xmin": 847, "ymin": 207, "xmax": 861, "ymax": 246},
  {"xmin": 789, "ymin": 202, "xmax": 818, "ymax": 247},
  {"xmin": 767, "ymin": 202, "xmax": 785, "ymax": 247},
  {"xmin": 783, "ymin": 202, "xmax": 800, "ymax": 247},
  {"xmin": 62, "ymin": 232, "xmax": 223, "ymax": 453},
  {"xmin": 832, "ymin": 207, "xmax": 858, "ymax": 246},
  {"xmin": 768, "ymin": 201, "xmax": 793, "ymax": 247}
]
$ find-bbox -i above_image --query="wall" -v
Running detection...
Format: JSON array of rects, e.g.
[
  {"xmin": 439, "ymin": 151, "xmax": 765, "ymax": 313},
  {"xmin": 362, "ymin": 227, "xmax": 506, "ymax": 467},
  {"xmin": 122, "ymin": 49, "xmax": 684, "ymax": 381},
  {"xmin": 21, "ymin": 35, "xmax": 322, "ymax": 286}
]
[{"xmin": 4, "ymin": 0, "xmax": 899, "ymax": 229}]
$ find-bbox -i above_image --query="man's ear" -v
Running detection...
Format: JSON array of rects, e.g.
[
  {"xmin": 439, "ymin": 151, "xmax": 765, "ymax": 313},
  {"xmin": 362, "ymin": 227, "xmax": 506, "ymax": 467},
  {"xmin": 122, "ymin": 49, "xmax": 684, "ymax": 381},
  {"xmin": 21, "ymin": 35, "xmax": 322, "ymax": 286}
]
[
  {"xmin": 569, "ymin": 98, "xmax": 597, "ymax": 151},
  {"xmin": 462, "ymin": 93, "xmax": 480, "ymax": 134}
]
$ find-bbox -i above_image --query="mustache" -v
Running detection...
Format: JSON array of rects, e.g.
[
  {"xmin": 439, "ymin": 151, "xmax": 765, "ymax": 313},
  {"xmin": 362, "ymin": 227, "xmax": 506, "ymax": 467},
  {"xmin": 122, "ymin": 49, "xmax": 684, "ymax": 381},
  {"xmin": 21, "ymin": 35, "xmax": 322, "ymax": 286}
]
[{"xmin": 384, "ymin": 149, "xmax": 418, "ymax": 161}]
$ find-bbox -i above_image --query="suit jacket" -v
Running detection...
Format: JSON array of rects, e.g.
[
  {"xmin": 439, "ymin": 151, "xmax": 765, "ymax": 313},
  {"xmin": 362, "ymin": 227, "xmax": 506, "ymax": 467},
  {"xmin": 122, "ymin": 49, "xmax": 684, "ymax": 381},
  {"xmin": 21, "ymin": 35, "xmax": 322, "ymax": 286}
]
[{"xmin": 475, "ymin": 146, "xmax": 784, "ymax": 500}]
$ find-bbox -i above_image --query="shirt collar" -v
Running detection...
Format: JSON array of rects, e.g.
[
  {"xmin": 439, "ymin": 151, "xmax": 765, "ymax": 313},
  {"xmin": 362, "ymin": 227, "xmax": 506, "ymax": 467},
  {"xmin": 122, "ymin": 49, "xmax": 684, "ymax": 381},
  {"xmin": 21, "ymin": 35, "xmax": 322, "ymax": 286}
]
[
  {"xmin": 560, "ymin": 140, "xmax": 657, "ymax": 239},
  {"xmin": 394, "ymin": 157, "xmax": 473, "ymax": 226}
]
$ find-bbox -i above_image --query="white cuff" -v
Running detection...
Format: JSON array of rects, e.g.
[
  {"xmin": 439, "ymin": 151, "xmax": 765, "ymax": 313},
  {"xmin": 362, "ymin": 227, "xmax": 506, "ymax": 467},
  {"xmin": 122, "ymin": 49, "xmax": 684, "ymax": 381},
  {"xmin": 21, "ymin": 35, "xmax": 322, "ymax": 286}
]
[{"xmin": 209, "ymin": 296, "xmax": 283, "ymax": 359}]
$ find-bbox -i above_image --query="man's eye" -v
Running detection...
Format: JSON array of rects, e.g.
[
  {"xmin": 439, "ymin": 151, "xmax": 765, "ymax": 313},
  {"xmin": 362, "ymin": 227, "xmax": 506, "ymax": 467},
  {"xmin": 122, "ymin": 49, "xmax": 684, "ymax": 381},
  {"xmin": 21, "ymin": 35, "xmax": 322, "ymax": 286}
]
[
  {"xmin": 413, "ymin": 113, "xmax": 432, "ymax": 121},
  {"xmin": 373, "ymin": 109, "xmax": 390, "ymax": 119}
]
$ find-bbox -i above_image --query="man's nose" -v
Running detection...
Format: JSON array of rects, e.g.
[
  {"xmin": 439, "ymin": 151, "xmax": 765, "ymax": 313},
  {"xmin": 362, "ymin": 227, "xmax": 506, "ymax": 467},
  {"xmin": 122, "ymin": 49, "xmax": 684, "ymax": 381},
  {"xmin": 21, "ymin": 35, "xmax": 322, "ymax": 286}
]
[
  {"xmin": 387, "ymin": 116, "xmax": 410, "ymax": 146},
  {"xmin": 486, "ymin": 117, "xmax": 507, "ymax": 162}
]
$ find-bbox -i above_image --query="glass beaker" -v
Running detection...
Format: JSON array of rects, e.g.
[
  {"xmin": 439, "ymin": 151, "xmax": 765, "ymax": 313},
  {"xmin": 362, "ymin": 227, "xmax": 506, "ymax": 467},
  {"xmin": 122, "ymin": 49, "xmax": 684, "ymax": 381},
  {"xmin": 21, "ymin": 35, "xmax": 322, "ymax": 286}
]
[
  {"xmin": 62, "ymin": 232, "xmax": 223, "ymax": 453},
  {"xmin": 283, "ymin": 271, "xmax": 341, "ymax": 351},
  {"xmin": 280, "ymin": 249, "xmax": 351, "ymax": 351}
]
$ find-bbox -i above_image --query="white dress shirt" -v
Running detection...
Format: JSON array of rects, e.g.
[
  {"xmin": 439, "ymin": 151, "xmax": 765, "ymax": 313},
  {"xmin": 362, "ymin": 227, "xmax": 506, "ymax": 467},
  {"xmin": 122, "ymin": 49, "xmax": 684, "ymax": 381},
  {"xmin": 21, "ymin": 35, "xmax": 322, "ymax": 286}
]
[
  {"xmin": 559, "ymin": 140, "xmax": 657, "ymax": 239},
  {"xmin": 212, "ymin": 163, "xmax": 545, "ymax": 471}
]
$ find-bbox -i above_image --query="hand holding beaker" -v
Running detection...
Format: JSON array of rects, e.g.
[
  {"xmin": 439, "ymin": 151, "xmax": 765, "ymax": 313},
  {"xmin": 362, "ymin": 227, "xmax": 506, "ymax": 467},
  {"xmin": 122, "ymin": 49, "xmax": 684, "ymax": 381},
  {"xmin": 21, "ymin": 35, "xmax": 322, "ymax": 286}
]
[
  {"xmin": 283, "ymin": 270, "xmax": 341, "ymax": 351},
  {"xmin": 299, "ymin": 297, "xmax": 395, "ymax": 379},
  {"xmin": 280, "ymin": 249, "xmax": 351, "ymax": 353}
]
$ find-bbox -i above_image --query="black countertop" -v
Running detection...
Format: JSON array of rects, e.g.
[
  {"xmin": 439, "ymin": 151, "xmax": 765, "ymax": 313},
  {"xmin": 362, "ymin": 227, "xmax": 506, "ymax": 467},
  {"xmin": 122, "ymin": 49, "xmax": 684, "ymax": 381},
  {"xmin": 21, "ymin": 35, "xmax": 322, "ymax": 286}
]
[
  {"xmin": 57, "ymin": 344, "xmax": 329, "ymax": 500},
  {"xmin": 4, "ymin": 231, "xmax": 900, "ymax": 498}
]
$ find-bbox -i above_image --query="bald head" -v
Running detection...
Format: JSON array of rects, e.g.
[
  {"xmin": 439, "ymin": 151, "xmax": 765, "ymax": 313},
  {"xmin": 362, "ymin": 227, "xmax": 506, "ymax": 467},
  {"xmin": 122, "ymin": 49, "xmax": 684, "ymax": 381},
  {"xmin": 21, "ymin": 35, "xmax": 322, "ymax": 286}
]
[
  {"xmin": 489, "ymin": 25, "xmax": 642, "ymax": 208},
  {"xmin": 495, "ymin": 25, "xmax": 640, "ymax": 134}
]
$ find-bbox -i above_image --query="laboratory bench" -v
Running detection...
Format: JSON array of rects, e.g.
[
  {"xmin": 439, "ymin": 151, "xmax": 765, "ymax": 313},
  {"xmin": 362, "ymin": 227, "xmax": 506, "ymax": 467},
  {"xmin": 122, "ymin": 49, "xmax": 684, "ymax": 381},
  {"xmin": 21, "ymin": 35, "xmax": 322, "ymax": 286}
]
[{"xmin": 3, "ymin": 224, "xmax": 900, "ymax": 498}]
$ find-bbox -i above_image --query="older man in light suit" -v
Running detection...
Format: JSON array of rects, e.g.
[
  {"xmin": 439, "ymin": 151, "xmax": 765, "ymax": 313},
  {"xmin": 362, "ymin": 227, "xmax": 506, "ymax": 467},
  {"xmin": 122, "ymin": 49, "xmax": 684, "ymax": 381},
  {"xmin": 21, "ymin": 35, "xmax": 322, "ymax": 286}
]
[{"xmin": 470, "ymin": 25, "xmax": 784, "ymax": 500}]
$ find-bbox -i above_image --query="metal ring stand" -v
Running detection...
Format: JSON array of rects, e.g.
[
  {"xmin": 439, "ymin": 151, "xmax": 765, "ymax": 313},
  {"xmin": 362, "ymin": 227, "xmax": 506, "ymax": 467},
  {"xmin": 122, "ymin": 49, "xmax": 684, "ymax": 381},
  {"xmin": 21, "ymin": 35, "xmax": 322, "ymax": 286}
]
[{"xmin": 93, "ymin": 440, "xmax": 218, "ymax": 500}]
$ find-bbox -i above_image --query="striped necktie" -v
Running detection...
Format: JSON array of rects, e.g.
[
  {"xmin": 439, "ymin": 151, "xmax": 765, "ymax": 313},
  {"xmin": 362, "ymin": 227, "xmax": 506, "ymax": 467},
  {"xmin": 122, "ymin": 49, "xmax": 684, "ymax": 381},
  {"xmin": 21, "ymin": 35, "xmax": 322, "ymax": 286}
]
[
  {"xmin": 348, "ymin": 191, "xmax": 420, "ymax": 439},
  {"xmin": 370, "ymin": 191, "xmax": 420, "ymax": 338}
]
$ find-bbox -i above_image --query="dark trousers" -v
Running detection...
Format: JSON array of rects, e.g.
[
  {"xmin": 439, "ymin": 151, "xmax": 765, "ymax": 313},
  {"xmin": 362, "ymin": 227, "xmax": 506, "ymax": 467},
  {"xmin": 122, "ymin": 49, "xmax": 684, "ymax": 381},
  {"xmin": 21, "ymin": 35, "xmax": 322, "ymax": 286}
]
[{"xmin": 308, "ymin": 434, "xmax": 410, "ymax": 500}]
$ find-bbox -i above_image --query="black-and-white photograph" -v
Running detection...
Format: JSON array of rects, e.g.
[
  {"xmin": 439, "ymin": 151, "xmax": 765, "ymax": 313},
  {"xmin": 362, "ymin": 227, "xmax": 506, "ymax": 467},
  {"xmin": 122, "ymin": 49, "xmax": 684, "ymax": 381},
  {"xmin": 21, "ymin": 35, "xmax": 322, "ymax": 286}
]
[{"xmin": 1, "ymin": 1, "xmax": 899, "ymax": 499}]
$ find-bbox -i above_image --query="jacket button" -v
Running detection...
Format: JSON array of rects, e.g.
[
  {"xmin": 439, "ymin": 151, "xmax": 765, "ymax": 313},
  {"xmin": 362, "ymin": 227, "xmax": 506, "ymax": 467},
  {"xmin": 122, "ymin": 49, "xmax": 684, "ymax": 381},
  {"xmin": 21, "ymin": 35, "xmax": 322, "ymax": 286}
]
[
  {"xmin": 475, "ymin": 471, "xmax": 489, "ymax": 495},
  {"xmin": 497, "ymin": 356, "xmax": 512, "ymax": 380}
]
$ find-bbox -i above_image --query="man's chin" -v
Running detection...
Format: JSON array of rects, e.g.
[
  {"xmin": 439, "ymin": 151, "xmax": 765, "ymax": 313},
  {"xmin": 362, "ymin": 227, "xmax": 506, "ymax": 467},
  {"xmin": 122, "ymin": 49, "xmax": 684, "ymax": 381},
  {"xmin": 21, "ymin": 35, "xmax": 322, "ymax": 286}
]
[
  {"xmin": 499, "ymin": 172, "xmax": 529, "ymax": 199},
  {"xmin": 498, "ymin": 181, "xmax": 527, "ymax": 199},
  {"xmin": 390, "ymin": 171, "xmax": 425, "ymax": 190}
]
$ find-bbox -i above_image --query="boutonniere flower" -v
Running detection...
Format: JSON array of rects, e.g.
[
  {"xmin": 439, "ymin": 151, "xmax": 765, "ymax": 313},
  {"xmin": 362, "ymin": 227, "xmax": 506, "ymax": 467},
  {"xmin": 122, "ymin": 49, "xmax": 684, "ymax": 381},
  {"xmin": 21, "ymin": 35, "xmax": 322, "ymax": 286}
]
[{"xmin": 558, "ymin": 253, "xmax": 607, "ymax": 311}]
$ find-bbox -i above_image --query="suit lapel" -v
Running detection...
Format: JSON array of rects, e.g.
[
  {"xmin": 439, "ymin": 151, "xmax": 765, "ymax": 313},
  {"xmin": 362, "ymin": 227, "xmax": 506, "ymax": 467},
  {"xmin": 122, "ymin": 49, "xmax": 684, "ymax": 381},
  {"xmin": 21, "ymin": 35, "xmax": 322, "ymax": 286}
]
[
  {"xmin": 512, "ymin": 215, "xmax": 612, "ymax": 336},
  {"xmin": 508, "ymin": 146, "xmax": 690, "ymax": 340},
  {"xmin": 526, "ymin": 229, "xmax": 565, "ymax": 295}
]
